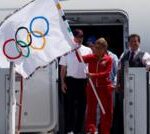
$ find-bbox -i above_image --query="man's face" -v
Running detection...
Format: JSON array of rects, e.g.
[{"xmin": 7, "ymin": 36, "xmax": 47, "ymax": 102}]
[
  {"xmin": 74, "ymin": 36, "xmax": 83, "ymax": 45},
  {"xmin": 129, "ymin": 37, "xmax": 140, "ymax": 51}
]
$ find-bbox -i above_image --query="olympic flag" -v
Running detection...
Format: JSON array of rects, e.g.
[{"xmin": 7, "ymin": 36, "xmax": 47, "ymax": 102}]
[{"xmin": 0, "ymin": 0, "xmax": 75, "ymax": 78}]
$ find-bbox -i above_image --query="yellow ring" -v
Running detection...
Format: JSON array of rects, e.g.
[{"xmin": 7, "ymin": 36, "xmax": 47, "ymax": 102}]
[{"xmin": 27, "ymin": 30, "xmax": 46, "ymax": 50}]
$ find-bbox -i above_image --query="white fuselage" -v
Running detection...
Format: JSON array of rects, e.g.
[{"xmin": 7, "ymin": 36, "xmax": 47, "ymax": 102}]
[{"xmin": 0, "ymin": 0, "xmax": 150, "ymax": 51}]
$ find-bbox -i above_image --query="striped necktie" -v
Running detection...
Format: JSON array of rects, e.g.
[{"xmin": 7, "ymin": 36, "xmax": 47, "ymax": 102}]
[{"xmin": 129, "ymin": 51, "xmax": 135, "ymax": 65}]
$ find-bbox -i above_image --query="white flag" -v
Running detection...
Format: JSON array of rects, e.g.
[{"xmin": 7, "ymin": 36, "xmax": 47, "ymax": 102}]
[{"xmin": 0, "ymin": 0, "xmax": 75, "ymax": 78}]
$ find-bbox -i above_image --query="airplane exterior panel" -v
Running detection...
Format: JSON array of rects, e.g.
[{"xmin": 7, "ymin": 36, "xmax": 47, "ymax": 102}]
[{"xmin": 124, "ymin": 68, "xmax": 148, "ymax": 134}]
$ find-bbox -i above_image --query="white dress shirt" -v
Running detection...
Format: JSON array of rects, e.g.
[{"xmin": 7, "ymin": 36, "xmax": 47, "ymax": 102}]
[
  {"xmin": 59, "ymin": 45, "xmax": 92, "ymax": 79},
  {"xmin": 118, "ymin": 48, "xmax": 150, "ymax": 69}
]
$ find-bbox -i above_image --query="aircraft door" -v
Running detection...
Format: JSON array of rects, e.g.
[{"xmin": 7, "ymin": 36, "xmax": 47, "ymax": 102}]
[{"xmin": 124, "ymin": 66, "xmax": 149, "ymax": 134}]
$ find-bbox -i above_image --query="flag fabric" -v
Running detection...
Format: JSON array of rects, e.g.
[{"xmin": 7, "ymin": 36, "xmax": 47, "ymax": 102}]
[{"xmin": 0, "ymin": 0, "xmax": 75, "ymax": 78}]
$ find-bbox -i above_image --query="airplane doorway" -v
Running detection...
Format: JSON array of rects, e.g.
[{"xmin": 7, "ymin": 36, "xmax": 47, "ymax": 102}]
[
  {"xmin": 70, "ymin": 25, "xmax": 123, "ymax": 57},
  {"xmin": 70, "ymin": 24, "xmax": 124, "ymax": 134},
  {"xmin": 58, "ymin": 10, "xmax": 129, "ymax": 134}
]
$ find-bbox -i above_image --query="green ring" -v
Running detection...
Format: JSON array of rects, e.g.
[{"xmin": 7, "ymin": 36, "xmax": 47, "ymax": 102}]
[{"xmin": 16, "ymin": 40, "xmax": 30, "ymax": 57}]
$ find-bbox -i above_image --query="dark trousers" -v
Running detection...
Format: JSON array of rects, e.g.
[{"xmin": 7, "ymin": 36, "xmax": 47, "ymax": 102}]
[
  {"xmin": 64, "ymin": 77, "xmax": 87, "ymax": 133},
  {"xmin": 111, "ymin": 91, "xmax": 124, "ymax": 134}
]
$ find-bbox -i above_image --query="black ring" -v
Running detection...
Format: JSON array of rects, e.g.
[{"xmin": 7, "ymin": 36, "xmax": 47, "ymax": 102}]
[{"xmin": 15, "ymin": 26, "xmax": 32, "ymax": 48}]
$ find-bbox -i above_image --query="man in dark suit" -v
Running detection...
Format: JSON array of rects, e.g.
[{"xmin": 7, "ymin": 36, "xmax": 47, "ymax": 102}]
[{"xmin": 112, "ymin": 34, "xmax": 150, "ymax": 134}]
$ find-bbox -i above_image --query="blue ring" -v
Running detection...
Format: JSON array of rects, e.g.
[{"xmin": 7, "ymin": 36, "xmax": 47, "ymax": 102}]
[{"xmin": 30, "ymin": 16, "xmax": 49, "ymax": 38}]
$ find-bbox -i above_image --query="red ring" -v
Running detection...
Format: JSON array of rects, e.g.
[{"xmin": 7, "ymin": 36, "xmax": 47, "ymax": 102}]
[{"xmin": 3, "ymin": 38, "xmax": 22, "ymax": 60}]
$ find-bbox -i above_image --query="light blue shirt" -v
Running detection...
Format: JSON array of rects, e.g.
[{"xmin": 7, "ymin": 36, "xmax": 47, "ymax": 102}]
[{"xmin": 108, "ymin": 51, "xmax": 119, "ymax": 86}]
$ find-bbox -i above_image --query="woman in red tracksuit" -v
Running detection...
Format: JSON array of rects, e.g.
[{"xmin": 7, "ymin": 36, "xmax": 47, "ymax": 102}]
[{"xmin": 76, "ymin": 37, "xmax": 113, "ymax": 134}]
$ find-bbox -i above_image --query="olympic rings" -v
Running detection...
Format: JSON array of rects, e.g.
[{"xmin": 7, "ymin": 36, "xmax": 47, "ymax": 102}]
[
  {"xmin": 3, "ymin": 16, "xmax": 49, "ymax": 60},
  {"xmin": 30, "ymin": 16, "xmax": 49, "ymax": 38},
  {"xmin": 27, "ymin": 30, "xmax": 46, "ymax": 50}
]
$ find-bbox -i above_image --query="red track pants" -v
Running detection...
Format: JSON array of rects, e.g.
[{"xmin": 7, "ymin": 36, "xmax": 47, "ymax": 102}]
[{"xmin": 85, "ymin": 83, "xmax": 113, "ymax": 134}]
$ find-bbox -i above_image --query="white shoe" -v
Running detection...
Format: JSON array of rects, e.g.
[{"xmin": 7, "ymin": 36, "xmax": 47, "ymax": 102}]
[
  {"xmin": 67, "ymin": 131, "xmax": 74, "ymax": 134},
  {"xmin": 87, "ymin": 132, "xmax": 98, "ymax": 134}
]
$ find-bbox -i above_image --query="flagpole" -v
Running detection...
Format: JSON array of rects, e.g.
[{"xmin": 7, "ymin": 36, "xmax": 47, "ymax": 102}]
[
  {"xmin": 76, "ymin": 50, "xmax": 106, "ymax": 114},
  {"xmin": 54, "ymin": 0, "xmax": 105, "ymax": 114},
  {"xmin": 8, "ymin": 62, "xmax": 16, "ymax": 134}
]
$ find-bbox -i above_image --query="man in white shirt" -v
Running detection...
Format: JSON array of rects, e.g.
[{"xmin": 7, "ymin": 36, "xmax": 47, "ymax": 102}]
[
  {"xmin": 118, "ymin": 34, "xmax": 150, "ymax": 91},
  {"xmin": 119, "ymin": 34, "xmax": 150, "ymax": 69},
  {"xmin": 59, "ymin": 29, "xmax": 92, "ymax": 134},
  {"xmin": 114, "ymin": 34, "xmax": 150, "ymax": 134}
]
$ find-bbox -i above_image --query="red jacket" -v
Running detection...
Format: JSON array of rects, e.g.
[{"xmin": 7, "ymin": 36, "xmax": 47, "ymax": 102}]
[{"xmin": 77, "ymin": 52, "xmax": 112, "ymax": 86}]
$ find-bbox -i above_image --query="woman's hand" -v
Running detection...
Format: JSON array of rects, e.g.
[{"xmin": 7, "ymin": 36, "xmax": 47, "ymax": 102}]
[{"xmin": 86, "ymin": 73, "xmax": 93, "ymax": 78}]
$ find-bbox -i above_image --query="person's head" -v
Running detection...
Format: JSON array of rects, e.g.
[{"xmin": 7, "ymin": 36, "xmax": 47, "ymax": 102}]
[
  {"xmin": 94, "ymin": 37, "xmax": 108, "ymax": 57},
  {"xmin": 86, "ymin": 35, "xmax": 96, "ymax": 51},
  {"xmin": 128, "ymin": 34, "xmax": 140, "ymax": 51},
  {"xmin": 73, "ymin": 29, "xmax": 84, "ymax": 45}
]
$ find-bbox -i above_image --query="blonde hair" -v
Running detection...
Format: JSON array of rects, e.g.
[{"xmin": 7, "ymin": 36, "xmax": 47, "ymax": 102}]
[{"xmin": 95, "ymin": 37, "xmax": 108, "ymax": 49}]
